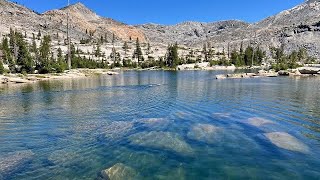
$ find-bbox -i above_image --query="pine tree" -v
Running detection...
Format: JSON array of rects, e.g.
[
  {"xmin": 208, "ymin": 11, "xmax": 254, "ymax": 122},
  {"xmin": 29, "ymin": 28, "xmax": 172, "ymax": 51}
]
[
  {"xmin": 37, "ymin": 30, "xmax": 41, "ymax": 40},
  {"xmin": 240, "ymin": 42, "xmax": 244, "ymax": 55},
  {"xmin": 186, "ymin": 49, "xmax": 195, "ymax": 64},
  {"xmin": 133, "ymin": 38, "xmax": 143, "ymax": 64},
  {"xmin": 38, "ymin": 35, "xmax": 51, "ymax": 73},
  {"xmin": 146, "ymin": 43, "xmax": 151, "ymax": 55},
  {"xmin": 54, "ymin": 47, "xmax": 67, "ymax": 73},
  {"xmin": 202, "ymin": 43, "xmax": 208, "ymax": 62},
  {"xmin": 57, "ymin": 47, "xmax": 63, "ymax": 60},
  {"xmin": 104, "ymin": 33, "xmax": 108, "ymax": 43},
  {"xmin": 1, "ymin": 37, "xmax": 13, "ymax": 65},
  {"xmin": 122, "ymin": 41, "xmax": 129, "ymax": 56},
  {"xmin": 207, "ymin": 47, "xmax": 215, "ymax": 62},
  {"xmin": 166, "ymin": 43, "xmax": 179, "ymax": 68},
  {"xmin": 297, "ymin": 48, "xmax": 307, "ymax": 63},
  {"xmin": 112, "ymin": 33, "xmax": 116, "ymax": 45},
  {"xmin": 15, "ymin": 32, "xmax": 33, "ymax": 73},
  {"xmin": 244, "ymin": 46, "xmax": 253, "ymax": 66},
  {"xmin": 0, "ymin": 60, "xmax": 4, "ymax": 74},
  {"xmin": 270, "ymin": 46, "xmax": 285, "ymax": 64},
  {"xmin": 95, "ymin": 44, "xmax": 101, "ymax": 57},
  {"xmin": 9, "ymin": 28, "xmax": 18, "ymax": 61},
  {"xmin": 100, "ymin": 35, "xmax": 104, "ymax": 44},
  {"xmin": 231, "ymin": 50, "xmax": 241, "ymax": 66},
  {"xmin": 207, "ymin": 42, "xmax": 212, "ymax": 49},
  {"xmin": 227, "ymin": 42, "xmax": 230, "ymax": 59},
  {"xmin": 31, "ymin": 33, "xmax": 37, "ymax": 53},
  {"xmin": 110, "ymin": 47, "xmax": 121, "ymax": 66},
  {"xmin": 254, "ymin": 47, "xmax": 265, "ymax": 65}
]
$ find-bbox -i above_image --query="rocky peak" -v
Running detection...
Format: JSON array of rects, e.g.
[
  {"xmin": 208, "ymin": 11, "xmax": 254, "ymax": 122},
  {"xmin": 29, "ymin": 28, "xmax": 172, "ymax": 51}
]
[
  {"xmin": 0, "ymin": 0, "xmax": 46, "ymax": 35},
  {"xmin": 62, "ymin": 2, "xmax": 94, "ymax": 15},
  {"xmin": 255, "ymin": 0, "xmax": 320, "ymax": 29},
  {"xmin": 0, "ymin": 0, "xmax": 36, "ymax": 15},
  {"xmin": 58, "ymin": 2, "xmax": 99, "ymax": 22},
  {"xmin": 306, "ymin": 0, "xmax": 320, "ymax": 4},
  {"xmin": 66, "ymin": 2, "xmax": 86, "ymax": 9},
  {"xmin": 44, "ymin": 1, "xmax": 146, "ymax": 42}
]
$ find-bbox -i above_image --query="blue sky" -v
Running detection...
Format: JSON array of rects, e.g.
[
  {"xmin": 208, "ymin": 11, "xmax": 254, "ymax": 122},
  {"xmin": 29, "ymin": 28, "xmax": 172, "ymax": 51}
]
[{"xmin": 12, "ymin": 0, "xmax": 304, "ymax": 25}]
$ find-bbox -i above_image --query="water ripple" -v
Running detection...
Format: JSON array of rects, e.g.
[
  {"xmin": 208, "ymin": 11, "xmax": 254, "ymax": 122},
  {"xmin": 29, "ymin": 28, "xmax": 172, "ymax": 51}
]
[{"xmin": 0, "ymin": 71, "xmax": 320, "ymax": 179}]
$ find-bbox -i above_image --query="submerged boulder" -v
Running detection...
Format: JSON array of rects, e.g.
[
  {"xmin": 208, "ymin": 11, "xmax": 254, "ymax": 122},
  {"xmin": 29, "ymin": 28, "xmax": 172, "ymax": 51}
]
[
  {"xmin": 264, "ymin": 132, "xmax": 309, "ymax": 153},
  {"xmin": 155, "ymin": 166, "xmax": 186, "ymax": 180},
  {"xmin": 48, "ymin": 149, "xmax": 79, "ymax": 165},
  {"xmin": 104, "ymin": 121, "xmax": 134, "ymax": 140},
  {"xmin": 135, "ymin": 118, "xmax": 170, "ymax": 130},
  {"xmin": 247, "ymin": 117, "xmax": 275, "ymax": 127},
  {"xmin": 212, "ymin": 112, "xmax": 231, "ymax": 118},
  {"xmin": 72, "ymin": 120, "xmax": 107, "ymax": 133},
  {"xmin": 129, "ymin": 131, "xmax": 193, "ymax": 155},
  {"xmin": 0, "ymin": 150, "xmax": 34, "ymax": 177},
  {"xmin": 98, "ymin": 163, "xmax": 138, "ymax": 180},
  {"xmin": 174, "ymin": 111, "xmax": 189, "ymax": 119},
  {"xmin": 187, "ymin": 123, "xmax": 223, "ymax": 144}
]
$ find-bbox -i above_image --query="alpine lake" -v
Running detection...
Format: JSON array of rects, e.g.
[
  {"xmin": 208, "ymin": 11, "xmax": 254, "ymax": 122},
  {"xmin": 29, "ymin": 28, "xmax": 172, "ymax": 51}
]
[{"xmin": 0, "ymin": 70, "xmax": 320, "ymax": 180}]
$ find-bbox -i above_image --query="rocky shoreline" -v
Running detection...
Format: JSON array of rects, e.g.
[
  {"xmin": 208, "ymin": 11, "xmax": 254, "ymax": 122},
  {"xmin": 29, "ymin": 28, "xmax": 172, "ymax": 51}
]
[
  {"xmin": 0, "ymin": 69, "xmax": 120, "ymax": 85},
  {"xmin": 177, "ymin": 63, "xmax": 237, "ymax": 71},
  {"xmin": 216, "ymin": 67, "xmax": 320, "ymax": 80},
  {"xmin": 1, "ymin": 66, "xmax": 319, "ymax": 85}
]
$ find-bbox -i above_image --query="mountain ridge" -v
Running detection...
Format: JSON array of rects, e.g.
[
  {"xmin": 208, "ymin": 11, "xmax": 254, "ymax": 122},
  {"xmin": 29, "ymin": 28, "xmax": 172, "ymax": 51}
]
[
  {"xmin": 1, "ymin": 0, "xmax": 320, "ymax": 58},
  {"xmin": 0, "ymin": 0, "xmax": 146, "ymax": 43},
  {"xmin": 136, "ymin": 0, "xmax": 320, "ymax": 58}
]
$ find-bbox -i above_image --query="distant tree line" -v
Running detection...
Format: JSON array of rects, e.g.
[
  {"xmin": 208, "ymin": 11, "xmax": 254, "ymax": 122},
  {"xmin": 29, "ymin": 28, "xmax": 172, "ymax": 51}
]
[
  {"xmin": 229, "ymin": 43, "xmax": 266, "ymax": 67},
  {"xmin": 112, "ymin": 39, "xmax": 181, "ymax": 69},
  {"xmin": 1, "ymin": 29, "xmax": 317, "ymax": 74},
  {"xmin": 0, "ymin": 29, "xmax": 108, "ymax": 74},
  {"xmin": 270, "ymin": 46, "xmax": 315, "ymax": 71}
]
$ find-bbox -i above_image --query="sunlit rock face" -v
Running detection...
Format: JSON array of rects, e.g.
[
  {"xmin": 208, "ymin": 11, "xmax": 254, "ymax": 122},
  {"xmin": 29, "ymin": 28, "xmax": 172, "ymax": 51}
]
[
  {"xmin": 187, "ymin": 123, "xmax": 223, "ymax": 144},
  {"xmin": 264, "ymin": 132, "xmax": 310, "ymax": 153},
  {"xmin": 98, "ymin": 163, "xmax": 138, "ymax": 180},
  {"xmin": 129, "ymin": 131, "xmax": 193, "ymax": 155},
  {"xmin": 0, "ymin": 150, "xmax": 34, "ymax": 177},
  {"xmin": 0, "ymin": 0, "xmax": 146, "ymax": 42},
  {"xmin": 138, "ymin": 1, "xmax": 320, "ymax": 59}
]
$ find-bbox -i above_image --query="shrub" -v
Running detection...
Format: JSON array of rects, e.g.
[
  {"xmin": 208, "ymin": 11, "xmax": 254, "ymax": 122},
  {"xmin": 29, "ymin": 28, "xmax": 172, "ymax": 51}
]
[{"xmin": 0, "ymin": 61, "xmax": 4, "ymax": 74}]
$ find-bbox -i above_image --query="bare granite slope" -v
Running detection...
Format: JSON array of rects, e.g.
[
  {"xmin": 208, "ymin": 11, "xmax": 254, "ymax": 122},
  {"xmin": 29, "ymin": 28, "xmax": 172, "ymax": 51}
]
[
  {"xmin": 0, "ymin": 0, "xmax": 146, "ymax": 43},
  {"xmin": 137, "ymin": 20, "xmax": 249, "ymax": 46},
  {"xmin": 138, "ymin": 1, "xmax": 320, "ymax": 58},
  {"xmin": 1, "ymin": 0, "xmax": 320, "ymax": 59}
]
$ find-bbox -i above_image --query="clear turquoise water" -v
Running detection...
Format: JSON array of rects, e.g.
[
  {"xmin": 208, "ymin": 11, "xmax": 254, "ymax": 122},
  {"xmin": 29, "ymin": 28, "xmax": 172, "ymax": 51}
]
[{"xmin": 0, "ymin": 71, "xmax": 320, "ymax": 180}]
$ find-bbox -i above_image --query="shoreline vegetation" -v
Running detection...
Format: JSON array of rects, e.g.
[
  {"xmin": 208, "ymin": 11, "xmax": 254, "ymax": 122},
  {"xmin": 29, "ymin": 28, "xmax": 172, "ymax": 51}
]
[
  {"xmin": 1, "ymin": 65, "xmax": 319, "ymax": 85},
  {"xmin": 0, "ymin": 29, "xmax": 319, "ymax": 85},
  {"xmin": 0, "ymin": 69, "xmax": 120, "ymax": 85}
]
